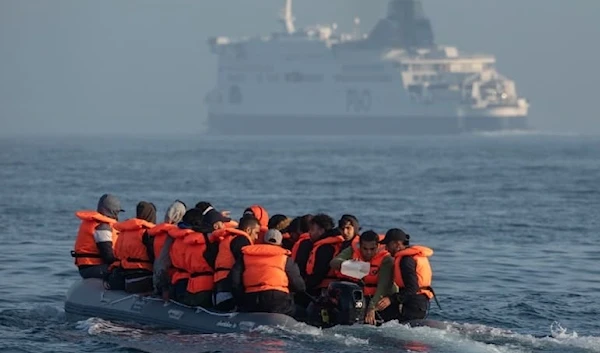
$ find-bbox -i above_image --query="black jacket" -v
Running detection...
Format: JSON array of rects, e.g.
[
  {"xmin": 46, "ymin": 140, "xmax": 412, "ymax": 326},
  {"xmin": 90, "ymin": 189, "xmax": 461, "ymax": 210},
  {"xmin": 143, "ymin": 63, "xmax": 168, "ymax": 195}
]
[
  {"xmin": 304, "ymin": 230, "xmax": 341, "ymax": 290},
  {"xmin": 391, "ymin": 256, "xmax": 420, "ymax": 305}
]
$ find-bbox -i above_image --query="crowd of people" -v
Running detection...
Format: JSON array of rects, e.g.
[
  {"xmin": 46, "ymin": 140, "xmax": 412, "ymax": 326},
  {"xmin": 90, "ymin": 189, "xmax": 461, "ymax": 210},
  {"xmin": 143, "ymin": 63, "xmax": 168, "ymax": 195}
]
[{"xmin": 71, "ymin": 193, "xmax": 437, "ymax": 325}]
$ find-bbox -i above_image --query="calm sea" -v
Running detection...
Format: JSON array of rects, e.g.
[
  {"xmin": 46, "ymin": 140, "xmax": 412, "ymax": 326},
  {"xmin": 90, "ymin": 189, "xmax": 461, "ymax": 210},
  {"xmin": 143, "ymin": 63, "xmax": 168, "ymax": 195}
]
[{"xmin": 0, "ymin": 132, "xmax": 598, "ymax": 353}]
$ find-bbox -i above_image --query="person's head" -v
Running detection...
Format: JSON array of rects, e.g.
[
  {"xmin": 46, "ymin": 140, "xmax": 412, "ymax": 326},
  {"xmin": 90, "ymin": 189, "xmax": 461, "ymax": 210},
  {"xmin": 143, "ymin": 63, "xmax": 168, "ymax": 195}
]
[
  {"xmin": 243, "ymin": 204, "xmax": 269, "ymax": 228},
  {"xmin": 164, "ymin": 200, "xmax": 187, "ymax": 224},
  {"xmin": 181, "ymin": 208, "xmax": 204, "ymax": 228},
  {"xmin": 96, "ymin": 193, "xmax": 125, "ymax": 220},
  {"xmin": 308, "ymin": 213, "xmax": 335, "ymax": 241},
  {"xmin": 136, "ymin": 201, "xmax": 157, "ymax": 224},
  {"xmin": 194, "ymin": 201, "xmax": 213, "ymax": 213},
  {"xmin": 287, "ymin": 214, "xmax": 313, "ymax": 241},
  {"xmin": 263, "ymin": 229, "xmax": 283, "ymax": 246},
  {"xmin": 338, "ymin": 214, "xmax": 360, "ymax": 241},
  {"xmin": 268, "ymin": 214, "xmax": 292, "ymax": 231},
  {"xmin": 238, "ymin": 215, "xmax": 261, "ymax": 240},
  {"xmin": 202, "ymin": 206, "xmax": 230, "ymax": 231},
  {"xmin": 380, "ymin": 228, "xmax": 410, "ymax": 256},
  {"xmin": 358, "ymin": 230, "xmax": 380, "ymax": 261}
]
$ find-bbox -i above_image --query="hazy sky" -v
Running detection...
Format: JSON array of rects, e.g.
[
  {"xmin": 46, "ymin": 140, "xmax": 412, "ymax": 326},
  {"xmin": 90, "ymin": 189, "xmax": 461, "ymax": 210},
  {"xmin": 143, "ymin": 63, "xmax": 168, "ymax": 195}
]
[{"xmin": 1, "ymin": 0, "xmax": 599, "ymax": 136}]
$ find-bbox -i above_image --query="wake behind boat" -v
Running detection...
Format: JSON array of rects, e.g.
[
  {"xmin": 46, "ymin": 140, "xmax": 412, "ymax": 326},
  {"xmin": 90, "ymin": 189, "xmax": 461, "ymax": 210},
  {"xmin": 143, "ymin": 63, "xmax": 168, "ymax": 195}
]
[{"xmin": 64, "ymin": 279, "xmax": 446, "ymax": 334}]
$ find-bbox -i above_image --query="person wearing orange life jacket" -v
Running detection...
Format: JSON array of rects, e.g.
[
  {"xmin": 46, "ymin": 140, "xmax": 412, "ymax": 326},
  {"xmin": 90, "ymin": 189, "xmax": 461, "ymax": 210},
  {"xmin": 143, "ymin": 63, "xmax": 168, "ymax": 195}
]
[
  {"xmin": 374, "ymin": 228, "xmax": 435, "ymax": 322},
  {"xmin": 168, "ymin": 208, "xmax": 225, "ymax": 307},
  {"xmin": 153, "ymin": 202, "xmax": 228, "ymax": 301},
  {"xmin": 150, "ymin": 200, "xmax": 187, "ymax": 296},
  {"xmin": 212, "ymin": 215, "xmax": 261, "ymax": 311},
  {"xmin": 304, "ymin": 214, "xmax": 339, "ymax": 299},
  {"xmin": 287, "ymin": 214, "xmax": 312, "ymax": 253},
  {"xmin": 230, "ymin": 229, "xmax": 305, "ymax": 316},
  {"xmin": 107, "ymin": 201, "xmax": 157, "ymax": 293},
  {"xmin": 329, "ymin": 230, "xmax": 396, "ymax": 325},
  {"xmin": 242, "ymin": 204, "xmax": 269, "ymax": 241},
  {"xmin": 71, "ymin": 194, "xmax": 124, "ymax": 279}
]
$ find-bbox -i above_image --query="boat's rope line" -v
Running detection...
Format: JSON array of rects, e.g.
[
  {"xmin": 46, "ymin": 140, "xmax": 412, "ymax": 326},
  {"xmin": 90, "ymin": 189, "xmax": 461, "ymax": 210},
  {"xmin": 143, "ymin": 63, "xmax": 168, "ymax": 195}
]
[{"xmin": 100, "ymin": 291, "xmax": 237, "ymax": 318}]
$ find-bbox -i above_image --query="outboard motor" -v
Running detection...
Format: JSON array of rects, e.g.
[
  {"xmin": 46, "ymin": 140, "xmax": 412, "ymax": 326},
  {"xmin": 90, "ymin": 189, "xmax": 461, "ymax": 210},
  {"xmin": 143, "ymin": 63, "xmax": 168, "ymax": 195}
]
[
  {"xmin": 327, "ymin": 281, "xmax": 366, "ymax": 326},
  {"xmin": 306, "ymin": 281, "xmax": 366, "ymax": 328}
]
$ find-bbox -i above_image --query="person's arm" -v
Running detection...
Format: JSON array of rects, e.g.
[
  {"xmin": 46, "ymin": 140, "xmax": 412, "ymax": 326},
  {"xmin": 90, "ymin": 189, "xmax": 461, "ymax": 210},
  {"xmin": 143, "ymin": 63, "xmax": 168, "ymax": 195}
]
[
  {"xmin": 329, "ymin": 246, "xmax": 353, "ymax": 271},
  {"xmin": 370, "ymin": 256, "xmax": 395, "ymax": 311},
  {"xmin": 305, "ymin": 245, "xmax": 335, "ymax": 290},
  {"xmin": 94, "ymin": 223, "xmax": 115, "ymax": 264},
  {"xmin": 229, "ymin": 258, "xmax": 244, "ymax": 302},
  {"xmin": 285, "ymin": 258, "xmax": 306, "ymax": 293},
  {"xmin": 142, "ymin": 231, "xmax": 155, "ymax": 263},
  {"xmin": 391, "ymin": 256, "xmax": 418, "ymax": 305},
  {"xmin": 230, "ymin": 236, "xmax": 251, "ymax": 261},
  {"xmin": 153, "ymin": 236, "xmax": 174, "ymax": 294},
  {"xmin": 294, "ymin": 241, "xmax": 312, "ymax": 278}
]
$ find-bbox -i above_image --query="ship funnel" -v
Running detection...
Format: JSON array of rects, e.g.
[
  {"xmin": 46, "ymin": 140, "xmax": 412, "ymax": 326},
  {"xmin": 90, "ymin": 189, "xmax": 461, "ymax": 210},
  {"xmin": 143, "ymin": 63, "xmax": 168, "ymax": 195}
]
[
  {"xmin": 279, "ymin": 0, "xmax": 296, "ymax": 34},
  {"xmin": 367, "ymin": 0, "xmax": 435, "ymax": 49}
]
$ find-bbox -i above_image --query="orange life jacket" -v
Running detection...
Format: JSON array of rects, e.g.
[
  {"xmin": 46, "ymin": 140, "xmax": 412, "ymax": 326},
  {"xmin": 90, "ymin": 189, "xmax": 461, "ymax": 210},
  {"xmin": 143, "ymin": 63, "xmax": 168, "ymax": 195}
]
[
  {"xmin": 305, "ymin": 235, "xmax": 345, "ymax": 289},
  {"xmin": 348, "ymin": 245, "xmax": 390, "ymax": 296},
  {"xmin": 71, "ymin": 210, "xmax": 118, "ymax": 267},
  {"xmin": 224, "ymin": 220, "xmax": 239, "ymax": 228},
  {"xmin": 212, "ymin": 228, "xmax": 254, "ymax": 284},
  {"xmin": 146, "ymin": 223, "xmax": 177, "ymax": 260},
  {"xmin": 168, "ymin": 227, "xmax": 214, "ymax": 294},
  {"xmin": 241, "ymin": 245, "xmax": 290, "ymax": 294},
  {"xmin": 291, "ymin": 232, "xmax": 311, "ymax": 261},
  {"xmin": 393, "ymin": 245, "xmax": 434, "ymax": 299},
  {"xmin": 112, "ymin": 218, "xmax": 155, "ymax": 271},
  {"xmin": 246, "ymin": 204, "xmax": 269, "ymax": 243}
]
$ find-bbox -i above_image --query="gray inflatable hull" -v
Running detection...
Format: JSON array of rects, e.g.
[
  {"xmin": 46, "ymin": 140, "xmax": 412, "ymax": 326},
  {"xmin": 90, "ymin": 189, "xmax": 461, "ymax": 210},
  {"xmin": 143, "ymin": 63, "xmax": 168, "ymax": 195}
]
[
  {"xmin": 64, "ymin": 279, "xmax": 446, "ymax": 333},
  {"xmin": 64, "ymin": 279, "xmax": 300, "ymax": 334}
]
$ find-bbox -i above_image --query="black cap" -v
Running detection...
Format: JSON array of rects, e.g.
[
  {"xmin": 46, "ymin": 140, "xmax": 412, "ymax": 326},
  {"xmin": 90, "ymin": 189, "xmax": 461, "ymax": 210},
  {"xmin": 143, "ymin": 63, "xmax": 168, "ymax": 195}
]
[
  {"xmin": 202, "ymin": 208, "xmax": 231, "ymax": 226},
  {"xmin": 380, "ymin": 228, "xmax": 410, "ymax": 244}
]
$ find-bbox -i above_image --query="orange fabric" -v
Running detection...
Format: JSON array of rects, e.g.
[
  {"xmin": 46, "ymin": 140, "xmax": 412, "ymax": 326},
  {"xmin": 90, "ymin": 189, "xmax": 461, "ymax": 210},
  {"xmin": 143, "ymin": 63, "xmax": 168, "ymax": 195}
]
[
  {"xmin": 349, "ymin": 245, "xmax": 390, "ymax": 296},
  {"xmin": 72, "ymin": 210, "xmax": 118, "ymax": 266},
  {"xmin": 212, "ymin": 228, "xmax": 253, "ymax": 283},
  {"xmin": 224, "ymin": 220, "xmax": 239, "ymax": 228},
  {"xmin": 306, "ymin": 235, "xmax": 344, "ymax": 289},
  {"xmin": 167, "ymin": 227, "xmax": 191, "ymax": 284},
  {"xmin": 291, "ymin": 233, "xmax": 310, "ymax": 261},
  {"xmin": 246, "ymin": 205, "xmax": 269, "ymax": 243},
  {"xmin": 112, "ymin": 218, "xmax": 155, "ymax": 271},
  {"xmin": 242, "ymin": 245, "xmax": 290, "ymax": 294},
  {"xmin": 393, "ymin": 246, "xmax": 434, "ymax": 299},
  {"xmin": 168, "ymin": 227, "xmax": 214, "ymax": 294},
  {"xmin": 146, "ymin": 223, "xmax": 177, "ymax": 260}
]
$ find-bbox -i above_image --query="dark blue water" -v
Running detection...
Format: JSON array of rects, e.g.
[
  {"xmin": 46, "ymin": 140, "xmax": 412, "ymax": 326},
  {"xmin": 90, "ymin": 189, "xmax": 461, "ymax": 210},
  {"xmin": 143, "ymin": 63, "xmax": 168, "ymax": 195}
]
[{"xmin": 1, "ymin": 132, "xmax": 599, "ymax": 353}]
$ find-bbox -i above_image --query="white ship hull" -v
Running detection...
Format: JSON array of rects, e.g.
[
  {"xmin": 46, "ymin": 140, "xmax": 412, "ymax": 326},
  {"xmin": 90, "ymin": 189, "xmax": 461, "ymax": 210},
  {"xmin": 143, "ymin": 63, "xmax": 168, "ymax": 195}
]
[{"xmin": 208, "ymin": 114, "xmax": 527, "ymax": 135}]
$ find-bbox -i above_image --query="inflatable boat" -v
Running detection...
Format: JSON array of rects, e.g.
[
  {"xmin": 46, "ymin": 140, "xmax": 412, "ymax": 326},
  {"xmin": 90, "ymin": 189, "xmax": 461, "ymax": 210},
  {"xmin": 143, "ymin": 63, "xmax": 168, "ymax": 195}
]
[{"xmin": 64, "ymin": 279, "xmax": 446, "ymax": 334}]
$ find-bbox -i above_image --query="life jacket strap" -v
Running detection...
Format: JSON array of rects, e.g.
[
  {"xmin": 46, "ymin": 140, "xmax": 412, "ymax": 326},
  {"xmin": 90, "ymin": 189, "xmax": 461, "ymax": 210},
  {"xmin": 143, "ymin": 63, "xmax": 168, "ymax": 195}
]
[{"xmin": 70, "ymin": 250, "xmax": 101, "ymax": 258}]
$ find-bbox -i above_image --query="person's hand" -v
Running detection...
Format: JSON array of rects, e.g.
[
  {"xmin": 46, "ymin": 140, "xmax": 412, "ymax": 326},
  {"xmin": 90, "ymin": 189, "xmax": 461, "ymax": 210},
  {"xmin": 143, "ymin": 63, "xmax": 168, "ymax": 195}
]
[
  {"xmin": 375, "ymin": 296, "xmax": 391, "ymax": 311},
  {"xmin": 221, "ymin": 210, "xmax": 231, "ymax": 217},
  {"xmin": 365, "ymin": 309, "xmax": 376, "ymax": 325}
]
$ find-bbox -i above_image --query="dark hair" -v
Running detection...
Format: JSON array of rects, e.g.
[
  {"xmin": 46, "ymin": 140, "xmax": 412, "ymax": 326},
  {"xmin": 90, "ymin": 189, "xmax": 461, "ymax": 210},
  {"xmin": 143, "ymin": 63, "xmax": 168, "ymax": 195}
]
[
  {"xmin": 338, "ymin": 214, "xmax": 360, "ymax": 234},
  {"xmin": 238, "ymin": 215, "xmax": 260, "ymax": 230},
  {"xmin": 359, "ymin": 230, "xmax": 379, "ymax": 244},
  {"xmin": 309, "ymin": 213, "xmax": 335, "ymax": 231},
  {"xmin": 268, "ymin": 214, "xmax": 288, "ymax": 229}
]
